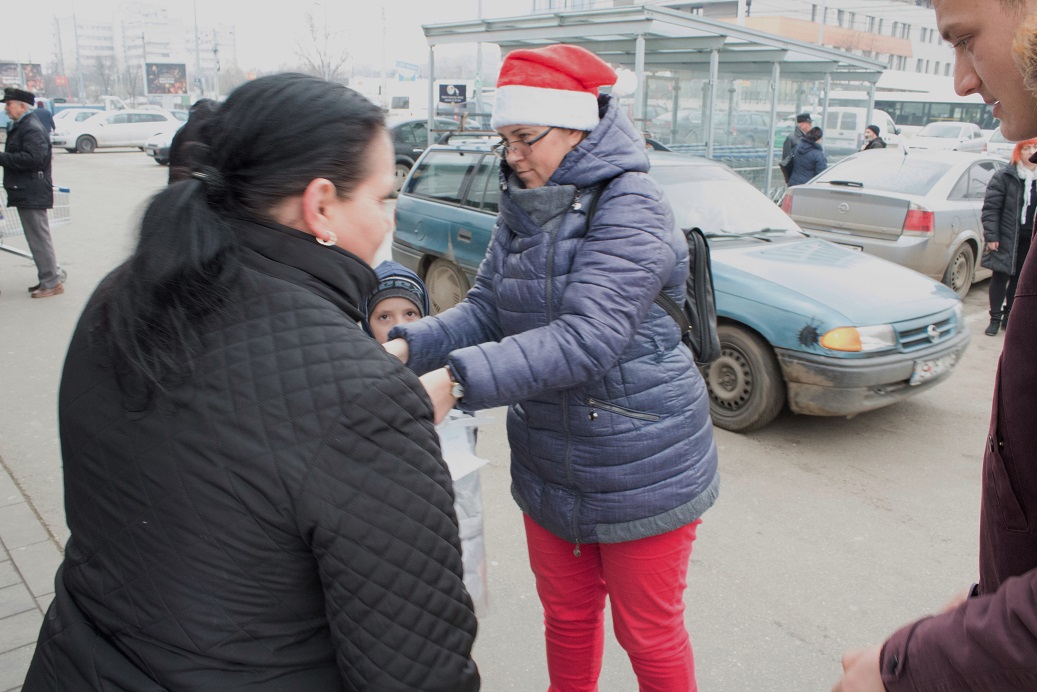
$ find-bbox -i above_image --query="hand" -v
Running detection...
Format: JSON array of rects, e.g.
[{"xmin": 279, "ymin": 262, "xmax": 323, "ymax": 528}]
[
  {"xmin": 832, "ymin": 645, "xmax": 884, "ymax": 692},
  {"xmin": 418, "ymin": 367, "xmax": 457, "ymax": 425},
  {"xmin": 987, "ymin": 241, "xmax": 1000, "ymax": 252},
  {"xmin": 383, "ymin": 338, "xmax": 409, "ymax": 363}
]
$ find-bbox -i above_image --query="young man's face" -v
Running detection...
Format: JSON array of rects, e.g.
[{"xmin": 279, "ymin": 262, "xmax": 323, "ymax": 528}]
[{"xmin": 936, "ymin": 0, "xmax": 1037, "ymax": 140}]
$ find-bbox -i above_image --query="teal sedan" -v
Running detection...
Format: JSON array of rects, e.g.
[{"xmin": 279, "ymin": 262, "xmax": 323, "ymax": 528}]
[{"xmin": 393, "ymin": 145, "xmax": 968, "ymax": 432}]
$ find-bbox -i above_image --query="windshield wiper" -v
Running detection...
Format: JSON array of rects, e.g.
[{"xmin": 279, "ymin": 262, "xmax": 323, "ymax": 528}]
[
  {"xmin": 703, "ymin": 229, "xmax": 781, "ymax": 242},
  {"xmin": 826, "ymin": 180, "xmax": 864, "ymax": 187}
]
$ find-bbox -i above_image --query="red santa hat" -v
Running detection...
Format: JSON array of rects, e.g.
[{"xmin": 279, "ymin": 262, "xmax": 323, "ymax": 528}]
[{"xmin": 491, "ymin": 44, "xmax": 617, "ymax": 132}]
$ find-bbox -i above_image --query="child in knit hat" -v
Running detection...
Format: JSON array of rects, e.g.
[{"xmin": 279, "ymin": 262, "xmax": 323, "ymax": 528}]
[{"xmin": 362, "ymin": 261, "xmax": 429, "ymax": 344}]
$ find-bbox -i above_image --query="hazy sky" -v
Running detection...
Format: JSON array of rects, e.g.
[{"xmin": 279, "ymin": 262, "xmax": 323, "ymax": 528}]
[{"xmin": 5, "ymin": 0, "xmax": 521, "ymax": 71}]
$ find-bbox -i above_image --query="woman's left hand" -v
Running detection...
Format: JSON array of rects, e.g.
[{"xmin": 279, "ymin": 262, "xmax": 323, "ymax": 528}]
[{"xmin": 419, "ymin": 367, "xmax": 457, "ymax": 425}]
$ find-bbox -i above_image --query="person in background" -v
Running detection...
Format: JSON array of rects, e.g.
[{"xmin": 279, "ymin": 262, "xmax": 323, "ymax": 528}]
[
  {"xmin": 22, "ymin": 73, "xmax": 479, "ymax": 691},
  {"xmin": 833, "ymin": 0, "xmax": 1037, "ymax": 688},
  {"xmin": 780, "ymin": 112, "xmax": 812, "ymax": 183},
  {"xmin": 788, "ymin": 126, "xmax": 826, "ymax": 186},
  {"xmin": 362, "ymin": 260, "xmax": 429, "ymax": 343},
  {"xmin": 860, "ymin": 124, "xmax": 886, "ymax": 150},
  {"xmin": 385, "ymin": 43, "xmax": 719, "ymax": 691},
  {"xmin": 0, "ymin": 87, "xmax": 63, "ymax": 298},
  {"xmin": 981, "ymin": 138, "xmax": 1037, "ymax": 336},
  {"xmin": 34, "ymin": 102, "xmax": 55, "ymax": 133}
]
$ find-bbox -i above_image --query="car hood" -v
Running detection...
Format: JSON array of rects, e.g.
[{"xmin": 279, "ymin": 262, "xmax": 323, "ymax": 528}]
[{"xmin": 712, "ymin": 237, "xmax": 958, "ymax": 325}]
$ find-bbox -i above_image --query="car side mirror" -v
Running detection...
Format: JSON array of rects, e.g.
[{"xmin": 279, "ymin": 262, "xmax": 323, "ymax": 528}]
[{"xmin": 894, "ymin": 127, "xmax": 901, "ymax": 135}]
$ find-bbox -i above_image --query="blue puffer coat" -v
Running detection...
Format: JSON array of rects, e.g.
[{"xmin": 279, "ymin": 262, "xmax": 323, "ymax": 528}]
[
  {"xmin": 393, "ymin": 95, "xmax": 719, "ymax": 545},
  {"xmin": 788, "ymin": 137, "xmax": 827, "ymax": 186}
]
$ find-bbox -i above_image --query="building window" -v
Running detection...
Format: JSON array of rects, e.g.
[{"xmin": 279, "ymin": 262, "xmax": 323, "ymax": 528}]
[{"xmin": 916, "ymin": 58, "xmax": 924, "ymax": 72}]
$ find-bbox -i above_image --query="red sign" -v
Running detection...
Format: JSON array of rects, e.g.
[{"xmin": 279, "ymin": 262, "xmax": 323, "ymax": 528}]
[{"xmin": 55, "ymin": 75, "xmax": 67, "ymax": 86}]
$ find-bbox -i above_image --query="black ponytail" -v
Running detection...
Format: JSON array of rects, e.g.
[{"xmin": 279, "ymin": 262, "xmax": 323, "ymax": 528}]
[{"xmin": 99, "ymin": 73, "xmax": 385, "ymax": 400}]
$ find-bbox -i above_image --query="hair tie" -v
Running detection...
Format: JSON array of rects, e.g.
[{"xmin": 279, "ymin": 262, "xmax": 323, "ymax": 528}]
[{"xmin": 191, "ymin": 166, "xmax": 227, "ymax": 206}]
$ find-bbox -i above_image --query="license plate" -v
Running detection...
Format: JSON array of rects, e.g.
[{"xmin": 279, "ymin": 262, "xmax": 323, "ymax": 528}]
[{"xmin": 910, "ymin": 352, "xmax": 959, "ymax": 386}]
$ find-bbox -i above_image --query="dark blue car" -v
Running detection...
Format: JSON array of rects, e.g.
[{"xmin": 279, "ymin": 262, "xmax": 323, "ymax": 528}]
[{"xmin": 392, "ymin": 142, "xmax": 969, "ymax": 432}]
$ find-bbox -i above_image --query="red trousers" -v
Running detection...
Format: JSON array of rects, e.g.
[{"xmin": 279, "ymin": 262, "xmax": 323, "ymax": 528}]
[{"xmin": 523, "ymin": 514, "xmax": 701, "ymax": 692}]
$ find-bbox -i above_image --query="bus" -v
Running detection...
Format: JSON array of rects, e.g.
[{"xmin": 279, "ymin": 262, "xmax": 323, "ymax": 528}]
[{"xmin": 828, "ymin": 80, "xmax": 995, "ymax": 133}]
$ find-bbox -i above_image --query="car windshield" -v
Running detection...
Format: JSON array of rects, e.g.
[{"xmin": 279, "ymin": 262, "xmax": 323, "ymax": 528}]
[
  {"xmin": 651, "ymin": 164, "xmax": 801, "ymax": 236},
  {"xmin": 813, "ymin": 155, "xmax": 951, "ymax": 195},
  {"xmin": 918, "ymin": 123, "xmax": 964, "ymax": 138}
]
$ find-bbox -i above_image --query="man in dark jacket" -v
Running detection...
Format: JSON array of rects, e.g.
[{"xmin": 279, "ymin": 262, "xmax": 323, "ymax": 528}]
[
  {"xmin": 780, "ymin": 112, "xmax": 811, "ymax": 183},
  {"xmin": 34, "ymin": 103, "xmax": 55, "ymax": 133},
  {"xmin": 0, "ymin": 87, "xmax": 62, "ymax": 298},
  {"xmin": 860, "ymin": 124, "xmax": 887, "ymax": 150},
  {"xmin": 833, "ymin": 0, "xmax": 1037, "ymax": 689}
]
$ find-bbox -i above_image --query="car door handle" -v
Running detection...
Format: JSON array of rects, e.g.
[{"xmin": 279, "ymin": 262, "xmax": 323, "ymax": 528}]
[{"xmin": 458, "ymin": 229, "xmax": 472, "ymax": 242}]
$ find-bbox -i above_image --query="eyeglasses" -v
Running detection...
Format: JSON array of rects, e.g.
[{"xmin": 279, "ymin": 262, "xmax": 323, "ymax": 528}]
[{"xmin": 492, "ymin": 127, "xmax": 555, "ymax": 160}]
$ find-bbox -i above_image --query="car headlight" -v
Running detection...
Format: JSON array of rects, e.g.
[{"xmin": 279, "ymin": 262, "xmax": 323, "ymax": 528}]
[
  {"xmin": 820, "ymin": 325, "xmax": 897, "ymax": 352},
  {"xmin": 953, "ymin": 302, "xmax": 964, "ymax": 324}
]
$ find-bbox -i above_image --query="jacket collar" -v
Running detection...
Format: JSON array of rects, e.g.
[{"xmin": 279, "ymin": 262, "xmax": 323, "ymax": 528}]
[{"xmin": 229, "ymin": 217, "xmax": 377, "ymax": 322}]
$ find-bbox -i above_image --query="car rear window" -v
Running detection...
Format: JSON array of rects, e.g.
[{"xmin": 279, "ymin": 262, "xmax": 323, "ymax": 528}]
[
  {"xmin": 405, "ymin": 151, "xmax": 479, "ymax": 204},
  {"xmin": 813, "ymin": 156, "xmax": 951, "ymax": 195},
  {"xmin": 918, "ymin": 123, "xmax": 962, "ymax": 138}
]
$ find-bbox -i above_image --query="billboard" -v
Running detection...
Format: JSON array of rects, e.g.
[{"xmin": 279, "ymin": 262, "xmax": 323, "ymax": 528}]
[
  {"xmin": 22, "ymin": 64, "xmax": 43, "ymax": 93},
  {"xmin": 0, "ymin": 63, "xmax": 43, "ymax": 93},
  {"xmin": 145, "ymin": 62, "xmax": 187, "ymax": 95}
]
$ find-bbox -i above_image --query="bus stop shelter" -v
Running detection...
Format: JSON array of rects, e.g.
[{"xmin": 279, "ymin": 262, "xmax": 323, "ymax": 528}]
[{"xmin": 422, "ymin": 4, "xmax": 885, "ymax": 194}]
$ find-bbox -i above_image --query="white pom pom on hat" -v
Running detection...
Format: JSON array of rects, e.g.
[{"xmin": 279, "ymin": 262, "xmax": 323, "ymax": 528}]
[{"xmin": 491, "ymin": 44, "xmax": 618, "ymax": 132}]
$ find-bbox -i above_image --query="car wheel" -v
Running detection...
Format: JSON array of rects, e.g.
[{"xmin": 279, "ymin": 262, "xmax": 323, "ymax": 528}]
[
  {"xmin": 942, "ymin": 243, "xmax": 975, "ymax": 298},
  {"xmin": 393, "ymin": 163, "xmax": 411, "ymax": 196},
  {"xmin": 76, "ymin": 136, "xmax": 97, "ymax": 154},
  {"xmin": 425, "ymin": 259, "xmax": 470, "ymax": 315},
  {"xmin": 154, "ymin": 157, "xmax": 168, "ymax": 165},
  {"xmin": 704, "ymin": 324, "xmax": 786, "ymax": 432}
]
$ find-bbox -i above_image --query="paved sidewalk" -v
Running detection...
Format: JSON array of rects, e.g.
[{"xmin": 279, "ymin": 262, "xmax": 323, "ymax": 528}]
[{"xmin": 0, "ymin": 456, "xmax": 63, "ymax": 692}]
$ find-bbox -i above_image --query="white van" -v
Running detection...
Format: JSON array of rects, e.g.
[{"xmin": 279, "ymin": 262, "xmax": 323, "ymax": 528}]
[{"xmin": 821, "ymin": 107, "xmax": 901, "ymax": 154}]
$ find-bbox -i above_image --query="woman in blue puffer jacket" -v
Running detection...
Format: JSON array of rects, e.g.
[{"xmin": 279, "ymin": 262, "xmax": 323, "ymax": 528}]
[
  {"xmin": 788, "ymin": 125, "xmax": 828, "ymax": 186},
  {"xmin": 385, "ymin": 44, "xmax": 718, "ymax": 691}
]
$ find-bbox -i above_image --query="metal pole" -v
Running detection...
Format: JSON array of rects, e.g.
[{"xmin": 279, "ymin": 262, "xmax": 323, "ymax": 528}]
[
  {"xmin": 706, "ymin": 48, "xmax": 719, "ymax": 159},
  {"xmin": 475, "ymin": 0, "xmax": 484, "ymax": 129},
  {"xmin": 427, "ymin": 46, "xmax": 436, "ymax": 147},
  {"xmin": 634, "ymin": 33, "xmax": 646, "ymax": 131},
  {"xmin": 193, "ymin": 0, "xmax": 202, "ymax": 99},
  {"xmin": 765, "ymin": 61, "xmax": 780, "ymax": 197},
  {"xmin": 71, "ymin": 5, "xmax": 86, "ymax": 102},
  {"xmin": 821, "ymin": 72, "xmax": 831, "ymax": 133}
]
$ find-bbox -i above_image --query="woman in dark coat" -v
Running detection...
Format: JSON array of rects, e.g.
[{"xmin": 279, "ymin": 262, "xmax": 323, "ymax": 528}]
[
  {"xmin": 788, "ymin": 126, "xmax": 827, "ymax": 186},
  {"xmin": 981, "ymin": 137, "xmax": 1037, "ymax": 335},
  {"xmin": 22, "ymin": 74, "xmax": 479, "ymax": 691}
]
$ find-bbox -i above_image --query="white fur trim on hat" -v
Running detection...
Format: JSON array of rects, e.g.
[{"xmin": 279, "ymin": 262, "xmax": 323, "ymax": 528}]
[{"xmin": 491, "ymin": 85, "xmax": 600, "ymax": 131}]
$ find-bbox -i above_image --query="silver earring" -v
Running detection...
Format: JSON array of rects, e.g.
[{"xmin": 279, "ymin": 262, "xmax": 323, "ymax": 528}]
[{"xmin": 316, "ymin": 231, "xmax": 337, "ymax": 246}]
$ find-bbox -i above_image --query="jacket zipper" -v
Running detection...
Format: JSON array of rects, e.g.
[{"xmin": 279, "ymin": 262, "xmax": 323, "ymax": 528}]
[{"xmin": 586, "ymin": 398, "xmax": 661, "ymax": 422}]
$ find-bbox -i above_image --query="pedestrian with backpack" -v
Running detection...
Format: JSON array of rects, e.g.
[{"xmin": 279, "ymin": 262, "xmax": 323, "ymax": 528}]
[{"xmin": 384, "ymin": 43, "xmax": 719, "ymax": 691}]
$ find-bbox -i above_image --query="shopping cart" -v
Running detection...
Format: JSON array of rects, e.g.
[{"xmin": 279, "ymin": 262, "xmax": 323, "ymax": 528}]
[{"xmin": 0, "ymin": 186, "xmax": 72, "ymax": 260}]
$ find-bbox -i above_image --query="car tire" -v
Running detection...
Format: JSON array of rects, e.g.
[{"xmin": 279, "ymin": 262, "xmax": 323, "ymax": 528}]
[
  {"xmin": 76, "ymin": 136, "xmax": 97, "ymax": 154},
  {"xmin": 425, "ymin": 259, "xmax": 470, "ymax": 315},
  {"xmin": 942, "ymin": 243, "xmax": 975, "ymax": 298},
  {"xmin": 704, "ymin": 324, "xmax": 786, "ymax": 433},
  {"xmin": 154, "ymin": 157, "xmax": 168, "ymax": 165},
  {"xmin": 393, "ymin": 163, "xmax": 411, "ymax": 197}
]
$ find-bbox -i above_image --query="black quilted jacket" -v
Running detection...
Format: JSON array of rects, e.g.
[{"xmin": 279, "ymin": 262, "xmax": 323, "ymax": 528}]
[{"xmin": 23, "ymin": 219, "xmax": 480, "ymax": 691}]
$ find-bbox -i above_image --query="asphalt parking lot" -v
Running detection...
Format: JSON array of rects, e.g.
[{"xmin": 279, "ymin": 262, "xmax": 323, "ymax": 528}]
[{"xmin": 0, "ymin": 148, "xmax": 1006, "ymax": 691}]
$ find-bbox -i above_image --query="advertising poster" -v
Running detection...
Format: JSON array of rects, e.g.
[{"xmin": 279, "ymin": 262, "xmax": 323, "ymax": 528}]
[{"xmin": 145, "ymin": 63, "xmax": 187, "ymax": 95}]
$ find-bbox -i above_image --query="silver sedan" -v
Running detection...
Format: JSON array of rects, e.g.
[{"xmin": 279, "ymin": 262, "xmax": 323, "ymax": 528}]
[{"xmin": 781, "ymin": 149, "xmax": 1005, "ymax": 297}]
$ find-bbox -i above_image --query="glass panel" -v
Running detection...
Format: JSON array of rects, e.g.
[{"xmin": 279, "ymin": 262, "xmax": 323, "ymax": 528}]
[{"xmin": 405, "ymin": 151, "xmax": 477, "ymax": 204}]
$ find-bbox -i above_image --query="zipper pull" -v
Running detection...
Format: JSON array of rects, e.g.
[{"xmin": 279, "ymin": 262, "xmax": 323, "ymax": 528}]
[
  {"xmin": 572, "ymin": 190, "xmax": 582, "ymax": 210},
  {"xmin": 573, "ymin": 545, "xmax": 581, "ymax": 558},
  {"xmin": 588, "ymin": 404, "xmax": 598, "ymax": 421}
]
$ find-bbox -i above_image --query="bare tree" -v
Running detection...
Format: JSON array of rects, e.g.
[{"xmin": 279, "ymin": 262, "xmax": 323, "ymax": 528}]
[
  {"xmin": 296, "ymin": 9, "xmax": 350, "ymax": 82},
  {"xmin": 123, "ymin": 64, "xmax": 144, "ymax": 103},
  {"xmin": 94, "ymin": 56, "xmax": 117, "ymax": 95}
]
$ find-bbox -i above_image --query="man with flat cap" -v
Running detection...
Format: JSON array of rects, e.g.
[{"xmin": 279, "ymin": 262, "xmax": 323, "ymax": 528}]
[
  {"xmin": 780, "ymin": 112, "xmax": 812, "ymax": 184},
  {"xmin": 1, "ymin": 86, "xmax": 63, "ymax": 298}
]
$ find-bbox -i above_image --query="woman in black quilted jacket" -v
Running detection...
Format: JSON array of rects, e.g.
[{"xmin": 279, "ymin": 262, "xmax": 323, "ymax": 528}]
[{"xmin": 22, "ymin": 74, "xmax": 480, "ymax": 691}]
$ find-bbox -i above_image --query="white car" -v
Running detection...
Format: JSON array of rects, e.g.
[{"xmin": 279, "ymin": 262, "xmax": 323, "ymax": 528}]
[
  {"xmin": 52, "ymin": 108, "xmax": 187, "ymax": 153},
  {"xmin": 983, "ymin": 126, "xmax": 1015, "ymax": 160},
  {"xmin": 905, "ymin": 121, "xmax": 987, "ymax": 153}
]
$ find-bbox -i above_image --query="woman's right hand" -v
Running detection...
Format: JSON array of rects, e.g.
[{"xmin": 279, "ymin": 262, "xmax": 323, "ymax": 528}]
[
  {"xmin": 987, "ymin": 241, "xmax": 1000, "ymax": 252},
  {"xmin": 383, "ymin": 338, "xmax": 409, "ymax": 364}
]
